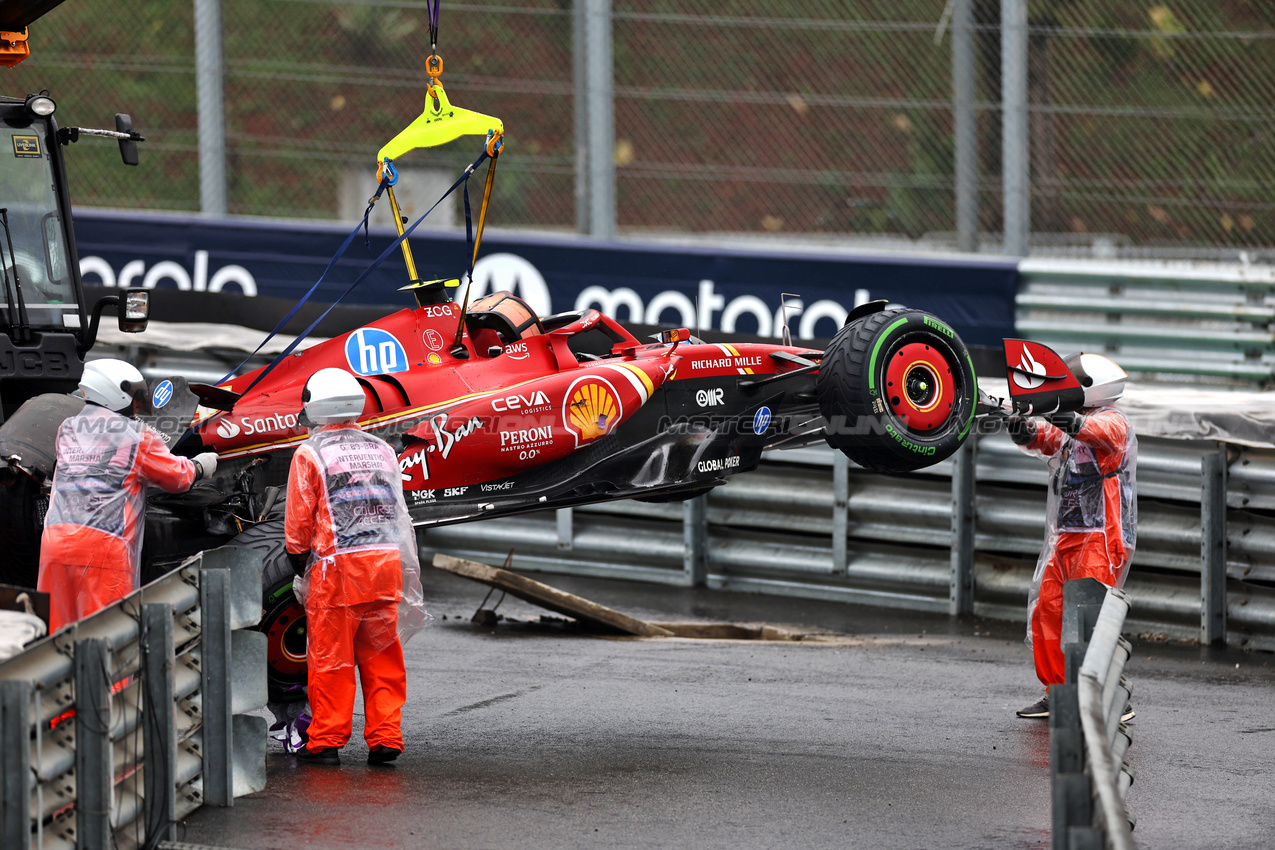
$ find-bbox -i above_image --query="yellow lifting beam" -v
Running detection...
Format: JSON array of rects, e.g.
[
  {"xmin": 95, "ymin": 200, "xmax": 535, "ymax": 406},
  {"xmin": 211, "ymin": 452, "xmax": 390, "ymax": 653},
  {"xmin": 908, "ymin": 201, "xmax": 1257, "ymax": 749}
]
[{"xmin": 376, "ymin": 80, "xmax": 504, "ymax": 285}]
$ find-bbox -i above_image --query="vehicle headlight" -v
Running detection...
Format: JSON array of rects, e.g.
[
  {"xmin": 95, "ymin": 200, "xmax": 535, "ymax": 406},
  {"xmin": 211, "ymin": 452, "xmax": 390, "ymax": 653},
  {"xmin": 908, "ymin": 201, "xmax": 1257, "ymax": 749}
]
[{"xmin": 25, "ymin": 94, "xmax": 55, "ymax": 117}]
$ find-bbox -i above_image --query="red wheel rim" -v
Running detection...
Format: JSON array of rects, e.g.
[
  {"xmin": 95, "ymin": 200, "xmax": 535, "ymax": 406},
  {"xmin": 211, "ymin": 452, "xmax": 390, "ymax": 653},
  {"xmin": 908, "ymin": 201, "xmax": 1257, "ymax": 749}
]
[
  {"xmin": 264, "ymin": 597, "xmax": 307, "ymax": 681},
  {"xmin": 884, "ymin": 341, "xmax": 956, "ymax": 432}
]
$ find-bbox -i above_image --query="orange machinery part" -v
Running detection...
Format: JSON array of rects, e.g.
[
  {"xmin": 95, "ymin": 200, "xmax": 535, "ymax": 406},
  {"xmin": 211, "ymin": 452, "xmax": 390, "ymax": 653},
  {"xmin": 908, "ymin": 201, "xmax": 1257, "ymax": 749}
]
[{"xmin": 0, "ymin": 29, "xmax": 30, "ymax": 68}]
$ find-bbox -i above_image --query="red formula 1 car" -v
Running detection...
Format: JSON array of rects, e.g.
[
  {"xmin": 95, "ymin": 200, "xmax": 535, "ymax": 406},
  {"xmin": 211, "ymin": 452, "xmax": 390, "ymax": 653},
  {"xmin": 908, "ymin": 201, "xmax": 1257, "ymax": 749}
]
[
  {"xmin": 0, "ymin": 79, "xmax": 1000, "ymax": 699},
  {"xmin": 198, "ymin": 294, "xmax": 979, "ymax": 519}
]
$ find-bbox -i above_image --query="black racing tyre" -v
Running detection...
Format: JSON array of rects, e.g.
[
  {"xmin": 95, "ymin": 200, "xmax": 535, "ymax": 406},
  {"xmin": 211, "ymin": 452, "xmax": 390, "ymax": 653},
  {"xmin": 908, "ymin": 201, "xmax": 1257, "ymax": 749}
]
[
  {"xmin": 817, "ymin": 307, "xmax": 977, "ymax": 474},
  {"xmin": 225, "ymin": 519, "xmax": 308, "ymax": 703}
]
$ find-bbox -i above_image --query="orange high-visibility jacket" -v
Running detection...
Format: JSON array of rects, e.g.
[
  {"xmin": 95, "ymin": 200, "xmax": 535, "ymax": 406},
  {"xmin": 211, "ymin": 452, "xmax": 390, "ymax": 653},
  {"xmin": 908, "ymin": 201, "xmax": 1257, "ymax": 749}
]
[
  {"xmin": 1025, "ymin": 406, "xmax": 1137, "ymax": 579},
  {"xmin": 285, "ymin": 423, "xmax": 430, "ymax": 663},
  {"xmin": 38, "ymin": 405, "xmax": 197, "ymax": 631},
  {"xmin": 1021, "ymin": 406, "xmax": 1138, "ymax": 685}
]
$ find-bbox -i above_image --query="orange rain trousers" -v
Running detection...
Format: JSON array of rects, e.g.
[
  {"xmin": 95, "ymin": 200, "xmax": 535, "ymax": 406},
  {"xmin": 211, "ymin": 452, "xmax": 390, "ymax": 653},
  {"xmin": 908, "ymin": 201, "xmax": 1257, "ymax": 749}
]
[
  {"xmin": 38, "ymin": 529, "xmax": 135, "ymax": 632},
  {"xmin": 304, "ymin": 600, "xmax": 406, "ymax": 751},
  {"xmin": 1030, "ymin": 532, "xmax": 1117, "ymax": 686}
]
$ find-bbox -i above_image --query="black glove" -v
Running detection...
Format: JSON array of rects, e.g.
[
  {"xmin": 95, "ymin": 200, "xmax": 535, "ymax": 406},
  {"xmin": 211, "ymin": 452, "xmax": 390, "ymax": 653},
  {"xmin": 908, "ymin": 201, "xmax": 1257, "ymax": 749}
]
[
  {"xmin": 1005, "ymin": 415, "xmax": 1036, "ymax": 446},
  {"xmin": 287, "ymin": 550, "xmax": 310, "ymax": 578},
  {"xmin": 1047, "ymin": 411, "xmax": 1085, "ymax": 436}
]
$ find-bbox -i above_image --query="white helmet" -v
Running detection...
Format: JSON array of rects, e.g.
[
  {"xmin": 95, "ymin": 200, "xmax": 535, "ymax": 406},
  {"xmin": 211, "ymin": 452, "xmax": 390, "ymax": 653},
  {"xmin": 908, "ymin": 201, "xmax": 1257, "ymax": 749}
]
[
  {"xmin": 79, "ymin": 359, "xmax": 147, "ymax": 413},
  {"xmin": 303, "ymin": 368, "xmax": 365, "ymax": 425},
  {"xmin": 1064, "ymin": 352, "xmax": 1127, "ymax": 408}
]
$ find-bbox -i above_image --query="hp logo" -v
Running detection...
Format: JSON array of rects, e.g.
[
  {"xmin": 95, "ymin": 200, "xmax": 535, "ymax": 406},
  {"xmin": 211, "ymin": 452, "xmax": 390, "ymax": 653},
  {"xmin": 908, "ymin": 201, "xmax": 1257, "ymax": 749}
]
[
  {"xmin": 152, "ymin": 380, "xmax": 174, "ymax": 409},
  {"xmin": 346, "ymin": 328, "xmax": 408, "ymax": 376},
  {"xmin": 752, "ymin": 407, "xmax": 772, "ymax": 435}
]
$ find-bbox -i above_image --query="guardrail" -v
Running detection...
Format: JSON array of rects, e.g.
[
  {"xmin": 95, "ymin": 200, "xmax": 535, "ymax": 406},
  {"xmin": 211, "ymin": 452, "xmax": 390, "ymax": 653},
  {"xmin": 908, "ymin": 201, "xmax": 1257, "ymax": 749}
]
[
  {"xmin": 420, "ymin": 434, "xmax": 1275, "ymax": 650},
  {"xmin": 0, "ymin": 546, "xmax": 266, "ymax": 850},
  {"xmin": 1050, "ymin": 578, "xmax": 1137, "ymax": 850},
  {"xmin": 1017, "ymin": 258, "xmax": 1275, "ymax": 385}
]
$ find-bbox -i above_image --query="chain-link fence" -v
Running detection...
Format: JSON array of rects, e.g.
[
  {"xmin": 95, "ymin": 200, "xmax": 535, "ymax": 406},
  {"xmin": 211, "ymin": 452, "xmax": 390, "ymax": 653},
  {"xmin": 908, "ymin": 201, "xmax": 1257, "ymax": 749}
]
[
  {"xmin": 1019, "ymin": 1, "xmax": 1275, "ymax": 259},
  {"xmin": 5, "ymin": 1, "xmax": 200, "ymax": 212},
  {"xmin": 4, "ymin": 1, "xmax": 1275, "ymax": 259},
  {"xmin": 612, "ymin": 1, "xmax": 956, "ymax": 240}
]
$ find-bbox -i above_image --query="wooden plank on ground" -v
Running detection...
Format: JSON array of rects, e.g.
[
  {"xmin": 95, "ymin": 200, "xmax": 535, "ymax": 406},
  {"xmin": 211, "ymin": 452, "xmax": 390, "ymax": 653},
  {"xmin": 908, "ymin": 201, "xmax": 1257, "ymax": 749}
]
[{"xmin": 432, "ymin": 554, "xmax": 674, "ymax": 638}]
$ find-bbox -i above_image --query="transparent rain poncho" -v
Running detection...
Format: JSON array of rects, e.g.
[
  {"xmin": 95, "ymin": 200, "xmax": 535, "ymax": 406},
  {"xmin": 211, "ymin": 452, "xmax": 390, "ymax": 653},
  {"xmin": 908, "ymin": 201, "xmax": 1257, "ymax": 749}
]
[
  {"xmin": 1020, "ymin": 406, "xmax": 1138, "ymax": 647},
  {"xmin": 289, "ymin": 424, "xmax": 429, "ymax": 669},
  {"xmin": 38, "ymin": 405, "xmax": 196, "ymax": 630}
]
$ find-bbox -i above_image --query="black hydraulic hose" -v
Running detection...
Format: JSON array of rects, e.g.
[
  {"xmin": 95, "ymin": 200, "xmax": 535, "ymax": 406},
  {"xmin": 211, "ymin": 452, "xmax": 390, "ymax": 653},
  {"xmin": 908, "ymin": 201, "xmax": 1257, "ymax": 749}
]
[{"xmin": 0, "ymin": 208, "xmax": 31, "ymax": 342}]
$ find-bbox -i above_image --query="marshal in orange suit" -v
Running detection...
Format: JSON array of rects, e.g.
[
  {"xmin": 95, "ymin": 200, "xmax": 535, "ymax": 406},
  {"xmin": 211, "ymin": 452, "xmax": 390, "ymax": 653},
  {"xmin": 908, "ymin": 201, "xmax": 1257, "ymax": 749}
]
[{"xmin": 38, "ymin": 360, "xmax": 218, "ymax": 632}]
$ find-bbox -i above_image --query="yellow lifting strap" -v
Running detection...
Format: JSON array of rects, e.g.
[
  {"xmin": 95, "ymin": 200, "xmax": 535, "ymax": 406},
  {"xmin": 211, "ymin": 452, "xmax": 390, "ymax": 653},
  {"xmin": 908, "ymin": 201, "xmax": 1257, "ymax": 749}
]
[
  {"xmin": 472, "ymin": 151, "xmax": 499, "ymax": 269},
  {"xmin": 377, "ymin": 81, "xmax": 504, "ymax": 164}
]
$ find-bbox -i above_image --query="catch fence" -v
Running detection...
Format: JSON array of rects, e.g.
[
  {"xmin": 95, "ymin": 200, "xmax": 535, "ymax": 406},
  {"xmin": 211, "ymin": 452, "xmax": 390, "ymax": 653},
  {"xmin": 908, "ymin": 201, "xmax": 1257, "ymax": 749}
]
[{"xmin": 5, "ymin": 1, "xmax": 1275, "ymax": 259}]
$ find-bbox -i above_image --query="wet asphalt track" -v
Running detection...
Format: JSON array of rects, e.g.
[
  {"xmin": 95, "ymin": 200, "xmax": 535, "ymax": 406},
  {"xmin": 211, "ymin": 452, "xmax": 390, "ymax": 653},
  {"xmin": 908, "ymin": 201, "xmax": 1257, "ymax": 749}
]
[{"xmin": 182, "ymin": 568, "xmax": 1275, "ymax": 850}]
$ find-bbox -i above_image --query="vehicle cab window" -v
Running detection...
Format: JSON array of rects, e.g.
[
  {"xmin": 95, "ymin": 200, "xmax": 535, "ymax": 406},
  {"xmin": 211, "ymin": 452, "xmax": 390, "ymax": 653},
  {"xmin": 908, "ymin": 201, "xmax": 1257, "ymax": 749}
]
[{"xmin": 0, "ymin": 115, "xmax": 77, "ymax": 327}]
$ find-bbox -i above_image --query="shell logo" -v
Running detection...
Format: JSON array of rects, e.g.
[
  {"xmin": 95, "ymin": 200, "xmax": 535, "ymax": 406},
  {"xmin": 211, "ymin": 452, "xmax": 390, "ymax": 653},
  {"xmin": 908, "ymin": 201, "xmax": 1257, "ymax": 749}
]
[{"xmin": 563, "ymin": 377, "xmax": 622, "ymax": 446}]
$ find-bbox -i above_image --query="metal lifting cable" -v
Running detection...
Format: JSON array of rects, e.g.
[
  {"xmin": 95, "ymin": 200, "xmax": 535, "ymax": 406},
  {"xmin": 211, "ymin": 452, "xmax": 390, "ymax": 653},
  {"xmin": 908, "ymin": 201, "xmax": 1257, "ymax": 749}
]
[
  {"xmin": 427, "ymin": 0, "xmax": 441, "ymax": 56},
  {"xmin": 426, "ymin": 0, "xmax": 443, "ymax": 83},
  {"xmin": 215, "ymin": 0, "xmax": 506, "ymax": 398}
]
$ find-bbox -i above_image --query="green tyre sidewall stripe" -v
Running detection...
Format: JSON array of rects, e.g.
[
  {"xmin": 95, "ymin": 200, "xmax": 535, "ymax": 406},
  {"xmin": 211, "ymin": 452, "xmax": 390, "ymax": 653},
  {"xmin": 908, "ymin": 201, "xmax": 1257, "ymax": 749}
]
[{"xmin": 868, "ymin": 316, "xmax": 909, "ymax": 393}]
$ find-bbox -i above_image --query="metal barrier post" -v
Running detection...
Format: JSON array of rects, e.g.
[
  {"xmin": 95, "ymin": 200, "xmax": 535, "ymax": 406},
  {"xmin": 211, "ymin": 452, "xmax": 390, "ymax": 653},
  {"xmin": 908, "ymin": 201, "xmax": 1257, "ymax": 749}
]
[
  {"xmin": 142, "ymin": 602, "xmax": 177, "ymax": 844},
  {"xmin": 200, "ymin": 564, "xmax": 234, "ymax": 806},
  {"xmin": 1, "ymin": 679, "xmax": 32, "ymax": 850},
  {"xmin": 950, "ymin": 437, "xmax": 976, "ymax": 614},
  {"xmin": 557, "ymin": 507, "xmax": 574, "ymax": 551},
  {"xmin": 832, "ymin": 453, "xmax": 849, "ymax": 576},
  {"xmin": 684, "ymin": 493, "xmax": 707, "ymax": 587},
  {"xmin": 584, "ymin": 0, "xmax": 615, "ymax": 239},
  {"xmin": 1001, "ymin": 0, "xmax": 1030, "ymax": 255},
  {"xmin": 1062, "ymin": 578, "xmax": 1107, "ymax": 683},
  {"xmin": 194, "ymin": 0, "xmax": 227, "ymax": 216},
  {"xmin": 1076, "ymin": 587, "xmax": 1137, "ymax": 849},
  {"xmin": 75, "ymin": 637, "xmax": 112, "ymax": 850},
  {"xmin": 1048, "ymin": 682, "xmax": 1090, "ymax": 850},
  {"xmin": 951, "ymin": 0, "xmax": 979, "ymax": 253},
  {"xmin": 572, "ymin": 0, "xmax": 588, "ymax": 234},
  {"xmin": 1201, "ymin": 445, "xmax": 1229, "ymax": 646}
]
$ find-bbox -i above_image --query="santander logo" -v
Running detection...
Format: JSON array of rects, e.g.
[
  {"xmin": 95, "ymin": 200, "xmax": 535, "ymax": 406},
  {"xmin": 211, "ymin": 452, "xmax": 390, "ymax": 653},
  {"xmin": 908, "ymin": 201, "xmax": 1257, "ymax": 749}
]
[
  {"xmin": 1013, "ymin": 345, "xmax": 1047, "ymax": 390},
  {"xmin": 215, "ymin": 419, "xmax": 241, "ymax": 439}
]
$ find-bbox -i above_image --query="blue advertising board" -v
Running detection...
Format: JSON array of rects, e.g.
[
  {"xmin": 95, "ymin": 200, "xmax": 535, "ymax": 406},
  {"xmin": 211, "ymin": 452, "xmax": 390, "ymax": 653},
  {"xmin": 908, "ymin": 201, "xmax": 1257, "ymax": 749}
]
[{"xmin": 72, "ymin": 210, "xmax": 1017, "ymax": 347}]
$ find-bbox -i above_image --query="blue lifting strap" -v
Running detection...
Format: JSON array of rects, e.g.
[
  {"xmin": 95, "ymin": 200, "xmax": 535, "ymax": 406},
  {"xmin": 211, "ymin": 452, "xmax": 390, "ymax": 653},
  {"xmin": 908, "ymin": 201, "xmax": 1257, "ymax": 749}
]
[
  {"xmin": 214, "ymin": 176, "xmax": 393, "ymax": 384},
  {"xmin": 227, "ymin": 146, "xmax": 491, "ymax": 400}
]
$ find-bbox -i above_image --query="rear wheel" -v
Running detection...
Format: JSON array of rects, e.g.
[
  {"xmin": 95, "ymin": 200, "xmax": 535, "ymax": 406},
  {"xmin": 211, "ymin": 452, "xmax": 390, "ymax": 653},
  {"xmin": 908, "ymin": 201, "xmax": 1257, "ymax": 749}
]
[
  {"xmin": 225, "ymin": 519, "xmax": 308, "ymax": 703},
  {"xmin": 817, "ymin": 307, "xmax": 976, "ymax": 473}
]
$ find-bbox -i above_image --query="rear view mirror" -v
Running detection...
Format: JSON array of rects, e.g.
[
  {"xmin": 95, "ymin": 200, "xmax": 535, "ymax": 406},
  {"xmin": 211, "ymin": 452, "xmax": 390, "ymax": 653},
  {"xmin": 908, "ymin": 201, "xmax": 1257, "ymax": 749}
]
[
  {"xmin": 118, "ymin": 287, "xmax": 149, "ymax": 333},
  {"xmin": 116, "ymin": 113, "xmax": 138, "ymax": 166}
]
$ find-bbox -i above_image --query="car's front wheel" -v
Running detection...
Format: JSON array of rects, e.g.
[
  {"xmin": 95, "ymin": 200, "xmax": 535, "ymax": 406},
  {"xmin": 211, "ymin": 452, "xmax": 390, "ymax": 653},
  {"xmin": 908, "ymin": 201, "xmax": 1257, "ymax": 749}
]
[{"xmin": 817, "ymin": 306, "xmax": 977, "ymax": 473}]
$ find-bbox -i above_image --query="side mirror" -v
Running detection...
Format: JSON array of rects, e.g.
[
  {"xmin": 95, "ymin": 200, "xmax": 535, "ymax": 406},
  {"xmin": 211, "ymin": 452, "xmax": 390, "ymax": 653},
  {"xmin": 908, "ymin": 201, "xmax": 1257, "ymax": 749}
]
[
  {"xmin": 82, "ymin": 287, "xmax": 151, "ymax": 353},
  {"xmin": 118, "ymin": 287, "xmax": 149, "ymax": 333},
  {"xmin": 116, "ymin": 113, "xmax": 139, "ymax": 166}
]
